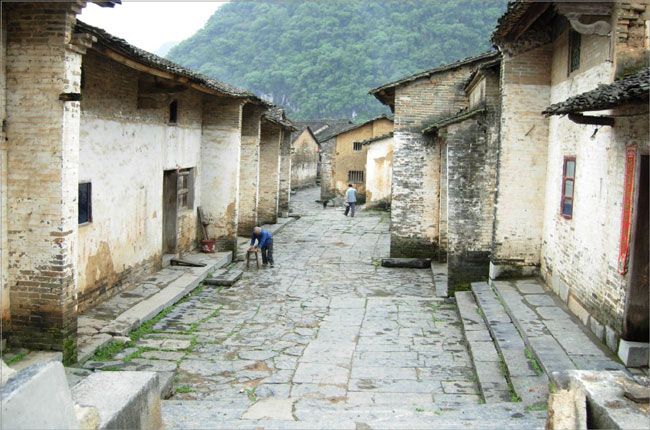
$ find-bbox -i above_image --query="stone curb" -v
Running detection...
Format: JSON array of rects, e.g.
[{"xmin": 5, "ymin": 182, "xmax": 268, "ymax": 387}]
[{"xmin": 77, "ymin": 253, "xmax": 232, "ymax": 364}]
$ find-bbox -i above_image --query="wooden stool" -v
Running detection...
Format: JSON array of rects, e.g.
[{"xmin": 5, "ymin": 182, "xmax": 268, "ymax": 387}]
[{"xmin": 246, "ymin": 249, "xmax": 259, "ymax": 268}]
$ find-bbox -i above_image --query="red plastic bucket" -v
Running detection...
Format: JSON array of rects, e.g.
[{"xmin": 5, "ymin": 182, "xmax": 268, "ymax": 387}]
[{"xmin": 200, "ymin": 240, "xmax": 216, "ymax": 253}]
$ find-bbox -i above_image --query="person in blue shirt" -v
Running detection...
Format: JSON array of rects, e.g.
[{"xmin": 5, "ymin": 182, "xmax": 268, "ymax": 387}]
[
  {"xmin": 249, "ymin": 226, "xmax": 274, "ymax": 267},
  {"xmin": 344, "ymin": 184, "xmax": 357, "ymax": 217}
]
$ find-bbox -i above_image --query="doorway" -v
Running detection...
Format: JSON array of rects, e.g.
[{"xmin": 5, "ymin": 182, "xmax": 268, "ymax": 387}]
[
  {"xmin": 623, "ymin": 154, "xmax": 649, "ymax": 342},
  {"xmin": 163, "ymin": 170, "xmax": 178, "ymax": 258}
]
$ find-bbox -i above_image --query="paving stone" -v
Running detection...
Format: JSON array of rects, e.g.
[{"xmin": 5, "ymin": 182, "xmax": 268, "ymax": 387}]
[
  {"xmin": 441, "ymin": 380, "xmax": 479, "ymax": 395},
  {"xmin": 294, "ymin": 363, "xmax": 349, "ymax": 384}
]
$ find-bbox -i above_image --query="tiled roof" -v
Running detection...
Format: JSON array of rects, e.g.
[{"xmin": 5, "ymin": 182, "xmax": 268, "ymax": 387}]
[
  {"xmin": 263, "ymin": 106, "xmax": 297, "ymax": 130},
  {"xmin": 292, "ymin": 119, "xmax": 353, "ymax": 143},
  {"xmin": 359, "ymin": 132, "xmax": 394, "ymax": 146},
  {"xmin": 543, "ymin": 68, "xmax": 650, "ymax": 116},
  {"xmin": 369, "ymin": 51, "xmax": 500, "ymax": 95},
  {"xmin": 490, "ymin": 1, "xmax": 535, "ymax": 43},
  {"xmin": 422, "ymin": 107, "xmax": 487, "ymax": 134},
  {"xmin": 318, "ymin": 114, "xmax": 394, "ymax": 142},
  {"xmin": 76, "ymin": 20, "xmax": 267, "ymax": 103}
]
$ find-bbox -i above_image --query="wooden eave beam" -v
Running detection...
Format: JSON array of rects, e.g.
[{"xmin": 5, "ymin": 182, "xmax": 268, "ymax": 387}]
[
  {"xmin": 568, "ymin": 113, "xmax": 615, "ymax": 126},
  {"xmin": 509, "ymin": 2, "xmax": 552, "ymax": 41},
  {"xmin": 93, "ymin": 44, "xmax": 241, "ymax": 100}
]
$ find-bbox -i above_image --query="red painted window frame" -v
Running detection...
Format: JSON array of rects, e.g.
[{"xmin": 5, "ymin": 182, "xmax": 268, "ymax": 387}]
[{"xmin": 561, "ymin": 156, "xmax": 576, "ymax": 219}]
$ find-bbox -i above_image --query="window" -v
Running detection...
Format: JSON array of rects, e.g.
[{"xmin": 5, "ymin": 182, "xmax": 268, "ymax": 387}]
[
  {"xmin": 561, "ymin": 157, "xmax": 576, "ymax": 218},
  {"xmin": 353, "ymin": 141, "xmax": 363, "ymax": 151},
  {"xmin": 79, "ymin": 182, "xmax": 92, "ymax": 224},
  {"xmin": 348, "ymin": 170, "xmax": 364, "ymax": 184},
  {"xmin": 178, "ymin": 168, "xmax": 194, "ymax": 209},
  {"xmin": 568, "ymin": 30, "xmax": 581, "ymax": 73},
  {"xmin": 169, "ymin": 100, "xmax": 178, "ymax": 124}
]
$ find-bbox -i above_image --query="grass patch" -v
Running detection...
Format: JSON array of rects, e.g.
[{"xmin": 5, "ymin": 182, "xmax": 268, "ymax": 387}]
[
  {"xmin": 5, "ymin": 352, "xmax": 28, "ymax": 365},
  {"xmin": 91, "ymin": 341, "xmax": 129, "ymax": 362},
  {"xmin": 415, "ymin": 407, "xmax": 424, "ymax": 413},
  {"xmin": 246, "ymin": 387, "xmax": 258, "ymax": 402},
  {"xmin": 549, "ymin": 382, "xmax": 557, "ymax": 394},
  {"xmin": 497, "ymin": 350, "xmax": 521, "ymax": 403},
  {"xmin": 525, "ymin": 348, "xmax": 543, "ymax": 375},
  {"xmin": 176, "ymin": 385, "xmax": 196, "ymax": 393},
  {"xmin": 430, "ymin": 302, "xmax": 443, "ymax": 325},
  {"xmin": 525, "ymin": 404, "xmax": 548, "ymax": 412}
]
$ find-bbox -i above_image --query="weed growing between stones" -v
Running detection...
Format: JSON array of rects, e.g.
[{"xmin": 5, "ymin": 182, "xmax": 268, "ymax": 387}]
[
  {"xmin": 4, "ymin": 351, "xmax": 27, "ymax": 365},
  {"xmin": 525, "ymin": 348, "xmax": 543, "ymax": 375},
  {"xmin": 92, "ymin": 341, "xmax": 129, "ymax": 361},
  {"xmin": 176, "ymin": 385, "xmax": 196, "ymax": 393},
  {"xmin": 525, "ymin": 404, "xmax": 547, "ymax": 412},
  {"xmin": 246, "ymin": 386, "xmax": 258, "ymax": 402},
  {"xmin": 498, "ymin": 350, "xmax": 521, "ymax": 402}
]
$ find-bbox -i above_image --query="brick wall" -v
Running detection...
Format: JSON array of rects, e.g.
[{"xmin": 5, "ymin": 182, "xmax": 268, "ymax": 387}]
[
  {"xmin": 490, "ymin": 43, "xmax": 553, "ymax": 278},
  {"xmin": 258, "ymin": 120, "xmax": 281, "ymax": 224},
  {"xmin": 278, "ymin": 129, "xmax": 292, "ymax": 214},
  {"xmin": 238, "ymin": 104, "xmax": 262, "ymax": 235},
  {"xmin": 4, "ymin": 2, "xmax": 83, "ymax": 360},
  {"xmin": 390, "ymin": 64, "xmax": 478, "ymax": 258},
  {"xmin": 614, "ymin": 1, "xmax": 649, "ymax": 77},
  {"xmin": 444, "ymin": 69, "xmax": 500, "ymax": 288}
]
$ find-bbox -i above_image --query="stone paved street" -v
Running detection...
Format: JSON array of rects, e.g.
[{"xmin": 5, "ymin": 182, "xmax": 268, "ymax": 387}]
[{"xmin": 103, "ymin": 187, "xmax": 546, "ymax": 427}]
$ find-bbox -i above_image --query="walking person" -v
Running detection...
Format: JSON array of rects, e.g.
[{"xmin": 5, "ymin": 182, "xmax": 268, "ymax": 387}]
[
  {"xmin": 344, "ymin": 183, "xmax": 357, "ymax": 217},
  {"xmin": 249, "ymin": 226, "xmax": 274, "ymax": 267}
]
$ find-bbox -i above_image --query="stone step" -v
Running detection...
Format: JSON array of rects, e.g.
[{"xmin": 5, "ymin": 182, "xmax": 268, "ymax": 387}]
[
  {"xmin": 471, "ymin": 282, "xmax": 549, "ymax": 407},
  {"xmin": 491, "ymin": 279, "xmax": 625, "ymax": 389},
  {"xmin": 455, "ymin": 291, "xmax": 511, "ymax": 403},
  {"xmin": 204, "ymin": 269, "xmax": 243, "ymax": 287},
  {"xmin": 161, "ymin": 399, "xmax": 546, "ymax": 429}
]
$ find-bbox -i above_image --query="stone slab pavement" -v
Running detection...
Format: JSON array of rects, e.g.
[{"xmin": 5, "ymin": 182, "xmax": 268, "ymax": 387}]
[
  {"xmin": 492, "ymin": 279, "xmax": 626, "ymax": 388},
  {"xmin": 101, "ymin": 187, "xmax": 543, "ymax": 428}
]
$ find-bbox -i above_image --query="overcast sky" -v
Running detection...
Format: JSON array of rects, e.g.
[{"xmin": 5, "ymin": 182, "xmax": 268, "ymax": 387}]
[{"xmin": 79, "ymin": 1, "xmax": 228, "ymax": 54}]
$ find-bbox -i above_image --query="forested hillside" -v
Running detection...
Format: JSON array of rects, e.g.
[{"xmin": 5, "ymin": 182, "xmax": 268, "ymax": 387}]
[{"xmin": 168, "ymin": 0, "xmax": 507, "ymax": 121}]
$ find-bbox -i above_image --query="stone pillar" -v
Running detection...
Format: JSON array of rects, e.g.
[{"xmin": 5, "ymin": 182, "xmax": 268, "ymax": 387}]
[
  {"xmin": 5, "ymin": 2, "xmax": 85, "ymax": 361},
  {"xmin": 238, "ymin": 104, "xmax": 263, "ymax": 235},
  {"xmin": 319, "ymin": 137, "xmax": 337, "ymax": 201},
  {"xmin": 201, "ymin": 97, "xmax": 243, "ymax": 253},
  {"xmin": 490, "ymin": 44, "xmax": 552, "ymax": 279},
  {"xmin": 278, "ymin": 129, "xmax": 292, "ymax": 215},
  {"xmin": 258, "ymin": 121, "xmax": 281, "ymax": 224}
]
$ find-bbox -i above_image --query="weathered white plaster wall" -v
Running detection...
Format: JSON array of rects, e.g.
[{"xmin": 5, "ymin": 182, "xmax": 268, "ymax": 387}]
[
  {"xmin": 365, "ymin": 137, "xmax": 393, "ymax": 207},
  {"xmin": 1, "ymin": 7, "xmax": 9, "ymax": 325},
  {"xmin": 491, "ymin": 44, "xmax": 552, "ymax": 276},
  {"xmin": 78, "ymin": 50, "xmax": 203, "ymax": 309},
  {"xmin": 291, "ymin": 129, "xmax": 319, "ymax": 188},
  {"xmin": 540, "ymin": 28, "xmax": 645, "ymax": 341}
]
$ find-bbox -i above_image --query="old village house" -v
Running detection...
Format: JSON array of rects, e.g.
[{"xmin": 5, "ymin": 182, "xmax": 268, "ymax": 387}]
[{"xmin": 0, "ymin": 2, "xmax": 294, "ymax": 360}]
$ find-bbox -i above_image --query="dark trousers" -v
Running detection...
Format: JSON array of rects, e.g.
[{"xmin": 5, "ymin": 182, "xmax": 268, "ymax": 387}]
[
  {"xmin": 344, "ymin": 202, "xmax": 356, "ymax": 217},
  {"xmin": 261, "ymin": 238, "xmax": 274, "ymax": 265}
]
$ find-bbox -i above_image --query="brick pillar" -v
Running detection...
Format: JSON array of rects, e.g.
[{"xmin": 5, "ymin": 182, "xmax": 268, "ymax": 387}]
[
  {"xmin": 278, "ymin": 129, "xmax": 292, "ymax": 215},
  {"xmin": 258, "ymin": 121, "xmax": 281, "ymax": 224},
  {"xmin": 490, "ymin": 44, "xmax": 552, "ymax": 279},
  {"xmin": 201, "ymin": 97, "xmax": 243, "ymax": 253},
  {"xmin": 390, "ymin": 131, "xmax": 441, "ymax": 259},
  {"xmin": 238, "ymin": 104, "xmax": 263, "ymax": 235},
  {"xmin": 5, "ymin": 2, "xmax": 85, "ymax": 361}
]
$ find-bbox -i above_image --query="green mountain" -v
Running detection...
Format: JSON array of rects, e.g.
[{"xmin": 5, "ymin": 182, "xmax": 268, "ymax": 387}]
[{"xmin": 167, "ymin": 0, "xmax": 507, "ymax": 121}]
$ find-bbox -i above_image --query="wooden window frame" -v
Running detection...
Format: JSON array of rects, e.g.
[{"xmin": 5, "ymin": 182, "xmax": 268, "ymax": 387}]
[
  {"xmin": 561, "ymin": 156, "xmax": 576, "ymax": 219},
  {"xmin": 348, "ymin": 170, "xmax": 364, "ymax": 184},
  {"xmin": 78, "ymin": 182, "xmax": 92, "ymax": 225}
]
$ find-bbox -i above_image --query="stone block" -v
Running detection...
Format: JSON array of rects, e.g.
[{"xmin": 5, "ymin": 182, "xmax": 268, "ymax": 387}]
[
  {"xmin": 1, "ymin": 360, "xmax": 17, "ymax": 386},
  {"xmin": 9, "ymin": 351, "xmax": 63, "ymax": 373},
  {"xmin": 381, "ymin": 258, "xmax": 431, "ymax": 269},
  {"xmin": 589, "ymin": 317, "xmax": 605, "ymax": 341},
  {"xmin": 617, "ymin": 339, "xmax": 649, "ymax": 367},
  {"xmin": 605, "ymin": 326, "xmax": 619, "ymax": 353},
  {"xmin": 567, "ymin": 296, "xmax": 590, "ymax": 326},
  {"xmin": 71, "ymin": 371, "xmax": 162, "ymax": 430},
  {"xmin": 545, "ymin": 388, "xmax": 587, "ymax": 430},
  {"xmin": 1, "ymin": 361, "xmax": 80, "ymax": 429},
  {"xmin": 204, "ymin": 269, "xmax": 242, "ymax": 287},
  {"xmin": 242, "ymin": 398, "xmax": 295, "ymax": 420}
]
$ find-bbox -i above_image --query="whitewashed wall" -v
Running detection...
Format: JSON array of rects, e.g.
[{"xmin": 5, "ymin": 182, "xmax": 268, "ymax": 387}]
[{"xmin": 365, "ymin": 136, "xmax": 393, "ymax": 207}]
